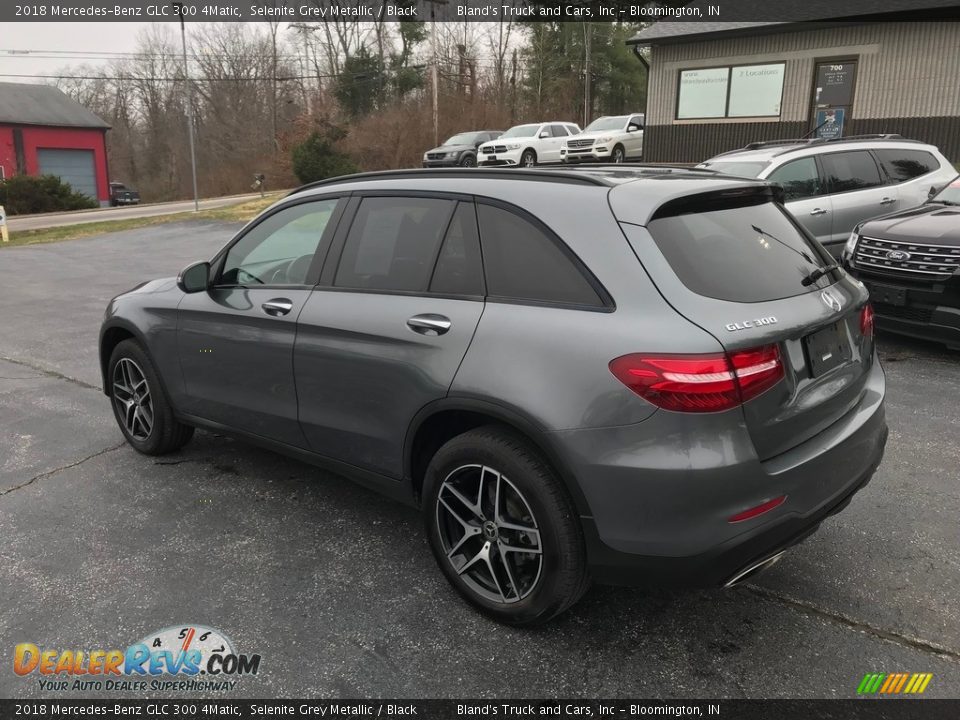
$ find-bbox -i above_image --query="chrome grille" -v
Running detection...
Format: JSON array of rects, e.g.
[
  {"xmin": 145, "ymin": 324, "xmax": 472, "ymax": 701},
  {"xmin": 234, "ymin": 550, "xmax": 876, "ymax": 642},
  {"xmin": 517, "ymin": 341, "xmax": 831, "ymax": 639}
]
[
  {"xmin": 481, "ymin": 145, "xmax": 506, "ymax": 154},
  {"xmin": 567, "ymin": 138, "xmax": 594, "ymax": 148},
  {"xmin": 854, "ymin": 236, "xmax": 960, "ymax": 277},
  {"xmin": 427, "ymin": 152, "xmax": 446, "ymax": 160}
]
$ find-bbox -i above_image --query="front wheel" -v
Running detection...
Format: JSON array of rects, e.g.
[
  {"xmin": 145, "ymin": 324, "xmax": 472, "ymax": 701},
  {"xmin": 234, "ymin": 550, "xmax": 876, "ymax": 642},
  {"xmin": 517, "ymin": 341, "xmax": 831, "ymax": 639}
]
[
  {"xmin": 109, "ymin": 339, "xmax": 194, "ymax": 455},
  {"xmin": 459, "ymin": 154, "xmax": 477, "ymax": 167},
  {"xmin": 612, "ymin": 145, "xmax": 626, "ymax": 164},
  {"xmin": 423, "ymin": 426, "xmax": 589, "ymax": 625},
  {"xmin": 520, "ymin": 150, "xmax": 537, "ymax": 168}
]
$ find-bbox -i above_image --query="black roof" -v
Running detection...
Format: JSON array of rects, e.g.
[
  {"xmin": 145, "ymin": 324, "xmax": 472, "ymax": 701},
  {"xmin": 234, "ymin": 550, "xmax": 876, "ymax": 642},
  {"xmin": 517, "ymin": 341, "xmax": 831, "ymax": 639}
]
[
  {"xmin": 628, "ymin": 0, "xmax": 960, "ymax": 45},
  {"xmin": 0, "ymin": 82, "xmax": 110, "ymax": 129}
]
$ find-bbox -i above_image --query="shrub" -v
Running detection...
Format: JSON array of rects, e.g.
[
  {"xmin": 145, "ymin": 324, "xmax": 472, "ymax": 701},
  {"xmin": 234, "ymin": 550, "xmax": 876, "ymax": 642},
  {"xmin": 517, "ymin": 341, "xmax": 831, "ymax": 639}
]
[
  {"xmin": 0, "ymin": 174, "xmax": 98, "ymax": 215},
  {"xmin": 291, "ymin": 128, "xmax": 358, "ymax": 184}
]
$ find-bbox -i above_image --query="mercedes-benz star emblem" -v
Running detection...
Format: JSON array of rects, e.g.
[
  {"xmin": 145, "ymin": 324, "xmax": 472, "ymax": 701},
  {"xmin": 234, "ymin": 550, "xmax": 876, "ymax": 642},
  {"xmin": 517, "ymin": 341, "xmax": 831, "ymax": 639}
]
[{"xmin": 821, "ymin": 290, "xmax": 843, "ymax": 312}]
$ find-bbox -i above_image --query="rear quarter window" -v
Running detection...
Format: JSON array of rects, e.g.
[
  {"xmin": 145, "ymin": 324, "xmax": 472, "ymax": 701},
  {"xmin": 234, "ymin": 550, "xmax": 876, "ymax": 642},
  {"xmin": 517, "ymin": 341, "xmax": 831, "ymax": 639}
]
[
  {"xmin": 875, "ymin": 149, "xmax": 941, "ymax": 182},
  {"xmin": 646, "ymin": 196, "xmax": 834, "ymax": 303}
]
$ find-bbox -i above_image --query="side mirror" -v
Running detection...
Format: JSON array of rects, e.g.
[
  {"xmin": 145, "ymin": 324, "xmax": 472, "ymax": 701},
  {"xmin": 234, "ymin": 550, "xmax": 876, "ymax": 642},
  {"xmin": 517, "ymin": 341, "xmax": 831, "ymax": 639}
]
[
  {"xmin": 928, "ymin": 185, "xmax": 939, "ymax": 199},
  {"xmin": 539, "ymin": 131, "xmax": 550, "ymax": 139},
  {"xmin": 177, "ymin": 261, "xmax": 211, "ymax": 293}
]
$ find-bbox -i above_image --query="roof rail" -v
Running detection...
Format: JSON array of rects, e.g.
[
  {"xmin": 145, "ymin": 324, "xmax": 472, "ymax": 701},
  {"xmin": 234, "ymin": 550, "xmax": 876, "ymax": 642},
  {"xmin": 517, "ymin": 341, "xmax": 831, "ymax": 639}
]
[
  {"xmin": 716, "ymin": 133, "xmax": 921, "ymax": 159},
  {"xmin": 564, "ymin": 163, "xmax": 728, "ymax": 175},
  {"xmin": 286, "ymin": 167, "xmax": 611, "ymax": 196}
]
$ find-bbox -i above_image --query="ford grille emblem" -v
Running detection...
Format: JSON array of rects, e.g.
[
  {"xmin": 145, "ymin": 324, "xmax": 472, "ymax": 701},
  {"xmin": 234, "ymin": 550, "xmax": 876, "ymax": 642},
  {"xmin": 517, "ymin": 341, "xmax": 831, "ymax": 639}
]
[
  {"xmin": 886, "ymin": 249, "xmax": 911, "ymax": 261},
  {"xmin": 821, "ymin": 290, "xmax": 843, "ymax": 313}
]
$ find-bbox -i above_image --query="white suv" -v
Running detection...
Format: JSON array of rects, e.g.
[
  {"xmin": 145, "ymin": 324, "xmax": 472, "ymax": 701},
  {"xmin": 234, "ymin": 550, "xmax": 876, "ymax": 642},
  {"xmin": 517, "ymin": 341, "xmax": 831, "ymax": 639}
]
[
  {"xmin": 698, "ymin": 135, "xmax": 956, "ymax": 256},
  {"xmin": 561, "ymin": 114, "xmax": 645, "ymax": 164},
  {"xmin": 478, "ymin": 122, "xmax": 581, "ymax": 167}
]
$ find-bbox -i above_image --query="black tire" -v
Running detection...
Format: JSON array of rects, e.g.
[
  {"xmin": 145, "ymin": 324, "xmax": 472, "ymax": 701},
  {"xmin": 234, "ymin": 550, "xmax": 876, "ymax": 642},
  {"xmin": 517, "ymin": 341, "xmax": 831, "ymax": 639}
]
[
  {"xmin": 459, "ymin": 153, "xmax": 477, "ymax": 167},
  {"xmin": 423, "ymin": 425, "xmax": 590, "ymax": 625},
  {"xmin": 520, "ymin": 150, "xmax": 537, "ymax": 168},
  {"xmin": 612, "ymin": 145, "xmax": 626, "ymax": 164},
  {"xmin": 108, "ymin": 339, "xmax": 194, "ymax": 456}
]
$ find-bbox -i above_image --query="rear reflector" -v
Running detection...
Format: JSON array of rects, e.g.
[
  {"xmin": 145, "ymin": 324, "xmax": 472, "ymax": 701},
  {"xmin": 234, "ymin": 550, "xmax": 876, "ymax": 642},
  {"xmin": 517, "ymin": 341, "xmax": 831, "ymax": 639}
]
[
  {"xmin": 609, "ymin": 344, "xmax": 784, "ymax": 413},
  {"xmin": 728, "ymin": 495, "xmax": 787, "ymax": 523},
  {"xmin": 860, "ymin": 303, "xmax": 875, "ymax": 338}
]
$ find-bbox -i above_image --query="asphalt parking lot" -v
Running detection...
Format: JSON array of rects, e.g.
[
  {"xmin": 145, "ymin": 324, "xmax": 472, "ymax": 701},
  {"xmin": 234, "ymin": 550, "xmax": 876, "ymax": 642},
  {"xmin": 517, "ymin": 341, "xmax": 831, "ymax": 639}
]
[{"xmin": 1, "ymin": 221, "xmax": 958, "ymax": 700}]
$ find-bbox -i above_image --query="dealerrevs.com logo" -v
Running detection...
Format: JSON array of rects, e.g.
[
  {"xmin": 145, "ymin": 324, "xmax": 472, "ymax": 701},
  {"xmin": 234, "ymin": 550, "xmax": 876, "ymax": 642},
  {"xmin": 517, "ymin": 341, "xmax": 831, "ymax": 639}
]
[{"xmin": 13, "ymin": 625, "xmax": 261, "ymax": 693}]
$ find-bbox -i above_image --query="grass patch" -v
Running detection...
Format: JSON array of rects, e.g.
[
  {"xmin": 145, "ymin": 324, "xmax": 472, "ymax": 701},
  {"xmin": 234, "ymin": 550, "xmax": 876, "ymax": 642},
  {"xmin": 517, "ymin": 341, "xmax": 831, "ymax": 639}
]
[{"xmin": 1, "ymin": 194, "xmax": 280, "ymax": 249}]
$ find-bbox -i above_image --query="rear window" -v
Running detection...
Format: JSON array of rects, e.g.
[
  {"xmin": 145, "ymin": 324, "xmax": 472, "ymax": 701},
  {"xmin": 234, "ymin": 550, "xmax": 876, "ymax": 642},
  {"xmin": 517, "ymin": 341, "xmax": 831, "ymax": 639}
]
[{"xmin": 646, "ymin": 197, "xmax": 833, "ymax": 303}]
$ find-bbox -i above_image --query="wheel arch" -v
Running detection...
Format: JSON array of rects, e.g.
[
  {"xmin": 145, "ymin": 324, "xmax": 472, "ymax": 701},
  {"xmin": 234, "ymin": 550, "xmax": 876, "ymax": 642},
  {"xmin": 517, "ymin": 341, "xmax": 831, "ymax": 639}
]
[
  {"xmin": 99, "ymin": 321, "xmax": 145, "ymax": 395},
  {"xmin": 404, "ymin": 398, "xmax": 592, "ymax": 517}
]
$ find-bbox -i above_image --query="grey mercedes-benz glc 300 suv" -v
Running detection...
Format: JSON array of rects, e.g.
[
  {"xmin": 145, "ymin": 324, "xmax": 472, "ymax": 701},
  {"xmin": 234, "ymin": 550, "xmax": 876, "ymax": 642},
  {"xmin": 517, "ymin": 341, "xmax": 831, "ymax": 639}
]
[{"xmin": 100, "ymin": 167, "xmax": 888, "ymax": 624}]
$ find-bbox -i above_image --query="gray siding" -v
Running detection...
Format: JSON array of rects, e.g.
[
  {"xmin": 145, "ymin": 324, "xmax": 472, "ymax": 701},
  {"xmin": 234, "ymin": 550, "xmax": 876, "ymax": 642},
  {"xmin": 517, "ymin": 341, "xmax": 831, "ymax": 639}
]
[
  {"xmin": 644, "ymin": 22, "xmax": 960, "ymax": 161},
  {"xmin": 648, "ymin": 23, "xmax": 960, "ymax": 123}
]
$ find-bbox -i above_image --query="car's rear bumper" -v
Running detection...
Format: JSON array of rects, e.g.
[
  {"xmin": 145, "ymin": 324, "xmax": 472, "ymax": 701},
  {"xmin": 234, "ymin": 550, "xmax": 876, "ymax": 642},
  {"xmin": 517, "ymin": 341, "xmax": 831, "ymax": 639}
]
[{"xmin": 554, "ymin": 357, "xmax": 887, "ymax": 587}]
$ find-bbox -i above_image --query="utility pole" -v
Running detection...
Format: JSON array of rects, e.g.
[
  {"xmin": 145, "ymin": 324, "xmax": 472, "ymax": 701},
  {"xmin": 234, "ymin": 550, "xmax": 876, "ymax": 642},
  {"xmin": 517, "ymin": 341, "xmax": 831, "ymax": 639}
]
[
  {"xmin": 425, "ymin": 0, "xmax": 447, "ymax": 147},
  {"xmin": 583, "ymin": 22, "xmax": 592, "ymax": 128},
  {"xmin": 172, "ymin": 2, "xmax": 199, "ymax": 212},
  {"xmin": 430, "ymin": 15, "xmax": 439, "ymax": 147}
]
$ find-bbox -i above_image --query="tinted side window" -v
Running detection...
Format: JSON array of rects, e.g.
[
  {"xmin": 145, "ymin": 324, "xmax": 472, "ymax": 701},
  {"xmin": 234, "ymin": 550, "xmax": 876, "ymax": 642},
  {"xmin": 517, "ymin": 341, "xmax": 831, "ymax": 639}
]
[
  {"xmin": 875, "ymin": 149, "xmax": 940, "ymax": 183},
  {"xmin": 430, "ymin": 202, "xmax": 484, "ymax": 296},
  {"xmin": 220, "ymin": 199, "xmax": 338, "ymax": 286},
  {"xmin": 820, "ymin": 151, "xmax": 883, "ymax": 193},
  {"xmin": 549, "ymin": 124, "xmax": 569, "ymax": 137},
  {"xmin": 767, "ymin": 157, "xmax": 823, "ymax": 201},
  {"xmin": 335, "ymin": 197, "xmax": 454, "ymax": 292},
  {"xmin": 476, "ymin": 204, "xmax": 603, "ymax": 307}
]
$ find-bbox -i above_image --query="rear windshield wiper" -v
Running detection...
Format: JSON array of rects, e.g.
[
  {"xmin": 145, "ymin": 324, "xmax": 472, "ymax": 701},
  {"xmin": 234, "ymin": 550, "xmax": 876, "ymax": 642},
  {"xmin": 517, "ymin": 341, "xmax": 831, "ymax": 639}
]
[{"xmin": 801, "ymin": 263, "xmax": 839, "ymax": 287}]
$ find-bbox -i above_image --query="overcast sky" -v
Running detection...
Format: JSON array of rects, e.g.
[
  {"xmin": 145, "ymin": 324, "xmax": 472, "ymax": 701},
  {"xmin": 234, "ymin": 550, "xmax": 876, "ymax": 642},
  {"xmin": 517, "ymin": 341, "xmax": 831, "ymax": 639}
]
[{"xmin": 3, "ymin": 23, "xmax": 183, "ymax": 82}]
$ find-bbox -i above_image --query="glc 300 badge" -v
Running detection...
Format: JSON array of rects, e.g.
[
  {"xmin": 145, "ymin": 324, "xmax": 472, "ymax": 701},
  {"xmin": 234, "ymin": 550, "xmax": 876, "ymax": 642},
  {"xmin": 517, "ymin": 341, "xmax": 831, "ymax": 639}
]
[
  {"xmin": 821, "ymin": 290, "xmax": 843, "ymax": 312},
  {"xmin": 725, "ymin": 316, "xmax": 778, "ymax": 332}
]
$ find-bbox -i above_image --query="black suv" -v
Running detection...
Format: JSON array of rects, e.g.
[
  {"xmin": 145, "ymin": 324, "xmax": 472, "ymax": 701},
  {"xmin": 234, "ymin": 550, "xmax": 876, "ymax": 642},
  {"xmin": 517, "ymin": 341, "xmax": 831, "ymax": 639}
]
[{"xmin": 843, "ymin": 174, "xmax": 960, "ymax": 350}]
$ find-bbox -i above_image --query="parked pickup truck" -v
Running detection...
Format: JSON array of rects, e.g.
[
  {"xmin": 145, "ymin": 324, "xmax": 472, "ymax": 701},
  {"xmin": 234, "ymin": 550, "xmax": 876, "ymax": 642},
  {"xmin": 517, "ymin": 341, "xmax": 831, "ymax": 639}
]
[{"xmin": 109, "ymin": 182, "xmax": 140, "ymax": 206}]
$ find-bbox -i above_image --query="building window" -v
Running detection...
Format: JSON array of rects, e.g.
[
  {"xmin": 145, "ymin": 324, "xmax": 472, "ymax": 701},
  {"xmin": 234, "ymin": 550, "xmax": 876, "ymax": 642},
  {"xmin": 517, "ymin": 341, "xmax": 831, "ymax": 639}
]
[{"xmin": 677, "ymin": 63, "xmax": 785, "ymax": 119}]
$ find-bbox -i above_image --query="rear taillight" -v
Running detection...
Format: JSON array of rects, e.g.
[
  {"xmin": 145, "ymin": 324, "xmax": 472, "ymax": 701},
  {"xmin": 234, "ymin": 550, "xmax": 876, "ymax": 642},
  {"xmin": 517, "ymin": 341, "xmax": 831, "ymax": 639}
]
[
  {"xmin": 609, "ymin": 344, "xmax": 784, "ymax": 413},
  {"xmin": 860, "ymin": 304, "xmax": 875, "ymax": 338}
]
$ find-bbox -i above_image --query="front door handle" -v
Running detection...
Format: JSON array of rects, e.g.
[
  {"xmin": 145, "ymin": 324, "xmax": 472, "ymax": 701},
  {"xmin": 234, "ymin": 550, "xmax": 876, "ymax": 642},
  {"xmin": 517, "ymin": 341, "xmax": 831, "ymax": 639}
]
[
  {"xmin": 407, "ymin": 314, "xmax": 452, "ymax": 336},
  {"xmin": 880, "ymin": 196, "xmax": 896, "ymax": 205},
  {"xmin": 810, "ymin": 207, "xmax": 828, "ymax": 216},
  {"xmin": 261, "ymin": 298, "xmax": 293, "ymax": 316}
]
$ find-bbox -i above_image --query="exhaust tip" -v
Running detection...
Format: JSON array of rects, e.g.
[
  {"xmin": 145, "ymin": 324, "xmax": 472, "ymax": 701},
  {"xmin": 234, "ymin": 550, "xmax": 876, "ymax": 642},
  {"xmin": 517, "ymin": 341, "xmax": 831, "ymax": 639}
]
[{"xmin": 724, "ymin": 550, "xmax": 787, "ymax": 588}]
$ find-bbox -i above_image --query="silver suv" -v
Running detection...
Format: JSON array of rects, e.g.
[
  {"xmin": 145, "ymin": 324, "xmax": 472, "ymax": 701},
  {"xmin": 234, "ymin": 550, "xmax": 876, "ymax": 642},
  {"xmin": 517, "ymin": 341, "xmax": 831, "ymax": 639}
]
[
  {"xmin": 699, "ymin": 135, "xmax": 956, "ymax": 256},
  {"xmin": 99, "ymin": 167, "xmax": 887, "ymax": 624}
]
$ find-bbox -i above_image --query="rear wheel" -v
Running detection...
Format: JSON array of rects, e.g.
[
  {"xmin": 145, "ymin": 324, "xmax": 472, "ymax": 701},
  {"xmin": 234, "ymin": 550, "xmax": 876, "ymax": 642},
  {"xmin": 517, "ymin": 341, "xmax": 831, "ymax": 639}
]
[
  {"xmin": 423, "ymin": 426, "xmax": 589, "ymax": 625},
  {"xmin": 109, "ymin": 339, "xmax": 194, "ymax": 455},
  {"xmin": 520, "ymin": 150, "xmax": 537, "ymax": 168}
]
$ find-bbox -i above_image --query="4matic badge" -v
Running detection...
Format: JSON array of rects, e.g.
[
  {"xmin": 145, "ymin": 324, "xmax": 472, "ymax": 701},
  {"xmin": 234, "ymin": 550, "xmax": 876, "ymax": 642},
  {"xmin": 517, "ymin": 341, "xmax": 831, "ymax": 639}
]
[{"xmin": 13, "ymin": 624, "xmax": 260, "ymax": 693}]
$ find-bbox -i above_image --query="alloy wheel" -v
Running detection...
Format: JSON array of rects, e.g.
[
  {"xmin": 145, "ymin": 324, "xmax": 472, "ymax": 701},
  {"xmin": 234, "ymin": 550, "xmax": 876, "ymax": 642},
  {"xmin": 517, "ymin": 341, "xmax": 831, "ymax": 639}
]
[
  {"xmin": 436, "ymin": 464, "xmax": 543, "ymax": 604},
  {"xmin": 112, "ymin": 358, "xmax": 154, "ymax": 441},
  {"xmin": 613, "ymin": 147, "xmax": 625, "ymax": 163}
]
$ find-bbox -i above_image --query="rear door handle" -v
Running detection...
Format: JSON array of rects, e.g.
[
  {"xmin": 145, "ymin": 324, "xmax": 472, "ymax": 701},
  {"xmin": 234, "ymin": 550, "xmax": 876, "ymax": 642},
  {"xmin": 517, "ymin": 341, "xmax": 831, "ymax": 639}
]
[
  {"xmin": 810, "ymin": 207, "xmax": 828, "ymax": 216},
  {"xmin": 880, "ymin": 196, "xmax": 896, "ymax": 205},
  {"xmin": 407, "ymin": 314, "xmax": 451, "ymax": 336},
  {"xmin": 261, "ymin": 298, "xmax": 293, "ymax": 316}
]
